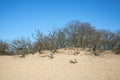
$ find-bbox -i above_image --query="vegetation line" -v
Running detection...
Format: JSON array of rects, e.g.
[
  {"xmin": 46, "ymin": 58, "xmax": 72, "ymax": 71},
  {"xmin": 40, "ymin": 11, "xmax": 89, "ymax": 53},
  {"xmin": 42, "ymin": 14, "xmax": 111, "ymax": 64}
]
[{"xmin": 0, "ymin": 20, "xmax": 120, "ymax": 56}]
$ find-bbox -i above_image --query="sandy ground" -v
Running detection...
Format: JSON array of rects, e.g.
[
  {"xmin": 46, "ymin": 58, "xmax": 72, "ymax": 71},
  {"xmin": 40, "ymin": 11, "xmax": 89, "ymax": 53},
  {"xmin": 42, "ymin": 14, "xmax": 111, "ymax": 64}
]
[{"xmin": 0, "ymin": 49, "xmax": 120, "ymax": 80}]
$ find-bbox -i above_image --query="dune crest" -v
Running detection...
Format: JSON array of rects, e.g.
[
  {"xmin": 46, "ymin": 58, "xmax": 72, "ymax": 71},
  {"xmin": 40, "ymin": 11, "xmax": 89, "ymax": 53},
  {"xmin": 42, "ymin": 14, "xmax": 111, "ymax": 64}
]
[{"xmin": 0, "ymin": 49, "xmax": 120, "ymax": 80}]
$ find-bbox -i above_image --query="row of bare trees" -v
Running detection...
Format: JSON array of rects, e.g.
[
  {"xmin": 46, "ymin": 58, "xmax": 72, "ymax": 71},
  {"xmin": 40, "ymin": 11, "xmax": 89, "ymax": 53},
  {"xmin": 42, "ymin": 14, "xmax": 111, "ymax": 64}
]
[{"xmin": 0, "ymin": 20, "xmax": 120, "ymax": 56}]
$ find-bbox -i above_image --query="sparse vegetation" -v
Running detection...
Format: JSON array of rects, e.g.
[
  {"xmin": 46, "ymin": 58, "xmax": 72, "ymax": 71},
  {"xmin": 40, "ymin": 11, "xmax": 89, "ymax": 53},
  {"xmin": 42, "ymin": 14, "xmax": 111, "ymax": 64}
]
[{"xmin": 0, "ymin": 20, "xmax": 120, "ymax": 56}]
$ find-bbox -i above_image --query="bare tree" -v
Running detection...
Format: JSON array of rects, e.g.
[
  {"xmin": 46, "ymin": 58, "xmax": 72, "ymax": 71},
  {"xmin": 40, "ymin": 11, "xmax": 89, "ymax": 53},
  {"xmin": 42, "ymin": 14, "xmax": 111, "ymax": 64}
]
[
  {"xmin": 42, "ymin": 36, "xmax": 50, "ymax": 50},
  {"xmin": 65, "ymin": 20, "xmax": 81, "ymax": 51},
  {"xmin": 113, "ymin": 29, "xmax": 120, "ymax": 54},
  {"xmin": 48, "ymin": 29, "xmax": 58, "ymax": 53},
  {"xmin": 12, "ymin": 37, "xmax": 32, "ymax": 57},
  {"xmin": 33, "ymin": 30, "xmax": 44, "ymax": 54},
  {"xmin": 56, "ymin": 29, "xmax": 66, "ymax": 48},
  {"xmin": 0, "ymin": 40, "xmax": 9, "ymax": 55}
]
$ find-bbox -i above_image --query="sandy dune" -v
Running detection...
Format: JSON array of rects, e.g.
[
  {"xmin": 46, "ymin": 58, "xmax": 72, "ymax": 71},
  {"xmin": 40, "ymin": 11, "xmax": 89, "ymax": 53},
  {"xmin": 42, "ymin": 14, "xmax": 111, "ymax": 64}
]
[{"xmin": 0, "ymin": 49, "xmax": 120, "ymax": 80}]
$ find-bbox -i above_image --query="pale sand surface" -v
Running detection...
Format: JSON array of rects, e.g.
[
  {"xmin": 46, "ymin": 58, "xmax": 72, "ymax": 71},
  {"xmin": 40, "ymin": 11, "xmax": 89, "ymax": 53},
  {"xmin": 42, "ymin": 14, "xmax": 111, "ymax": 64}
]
[{"xmin": 0, "ymin": 49, "xmax": 120, "ymax": 80}]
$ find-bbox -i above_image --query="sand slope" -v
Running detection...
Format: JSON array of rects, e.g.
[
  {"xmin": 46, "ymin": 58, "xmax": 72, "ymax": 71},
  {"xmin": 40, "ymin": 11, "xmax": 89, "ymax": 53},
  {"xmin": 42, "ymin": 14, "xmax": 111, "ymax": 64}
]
[{"xmin": 0, "ymin": 50, "xmax": 120, "ymax": 80}]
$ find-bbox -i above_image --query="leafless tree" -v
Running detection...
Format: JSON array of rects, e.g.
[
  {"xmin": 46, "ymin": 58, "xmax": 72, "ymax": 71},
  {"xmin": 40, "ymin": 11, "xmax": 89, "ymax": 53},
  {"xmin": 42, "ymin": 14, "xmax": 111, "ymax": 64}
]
[
  {"xmin": 33, "ymin": 30, "xmax": 44, "ymax": 54},
  {"xmin": 48, "ymin": 29, "xmax": 58, "ymax": 53},
  {"xmin": 113, "ymin": 29, "xmax": 120, "ymax": 54},
  {"xmin": 0, "ymin": 40, "xmax": 9, "ymax": 55},
  {"xmin": 12, "ymin": 37, "xmax": 32, "ymax": 57},
  {"xmin": 56, "ymin": 28, "xmax": 67, "ymax": 49}
]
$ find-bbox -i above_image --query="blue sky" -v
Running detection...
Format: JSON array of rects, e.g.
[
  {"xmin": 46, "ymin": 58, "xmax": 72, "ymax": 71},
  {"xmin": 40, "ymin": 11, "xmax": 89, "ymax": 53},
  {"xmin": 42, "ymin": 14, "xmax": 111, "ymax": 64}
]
[{"xmin": 0, "ymin": 0, "xmax": 120, "ymax": 40}]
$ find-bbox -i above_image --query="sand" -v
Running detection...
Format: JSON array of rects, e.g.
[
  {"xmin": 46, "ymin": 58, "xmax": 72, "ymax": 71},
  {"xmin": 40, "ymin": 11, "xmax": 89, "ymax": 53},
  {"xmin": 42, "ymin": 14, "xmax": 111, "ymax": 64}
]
[{"xmin": 0, "ymin": 49, "xmax": 120, "ymax": 80}]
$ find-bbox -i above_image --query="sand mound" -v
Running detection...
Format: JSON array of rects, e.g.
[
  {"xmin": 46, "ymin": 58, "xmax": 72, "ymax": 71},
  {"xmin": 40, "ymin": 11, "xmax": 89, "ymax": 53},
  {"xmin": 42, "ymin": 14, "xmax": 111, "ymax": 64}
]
[{"xmin": 0, "ymin": 49, "xmax": 120, "ymax": 80}]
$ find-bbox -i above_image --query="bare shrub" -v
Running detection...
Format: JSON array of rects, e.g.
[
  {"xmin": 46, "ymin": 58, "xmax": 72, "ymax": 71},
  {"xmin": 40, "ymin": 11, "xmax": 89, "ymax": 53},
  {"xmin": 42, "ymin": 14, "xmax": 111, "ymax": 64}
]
[
  {"xmin": 12, "ymin": 37, "xmax": 32, "ymax": 56},
  {"xmin": 0, "ymin": 40, "xmax": 9, "ymax": 55}
]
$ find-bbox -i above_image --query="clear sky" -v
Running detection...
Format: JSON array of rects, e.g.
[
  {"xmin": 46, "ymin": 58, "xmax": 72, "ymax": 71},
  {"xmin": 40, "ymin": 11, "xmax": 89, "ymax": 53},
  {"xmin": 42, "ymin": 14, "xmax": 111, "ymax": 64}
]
[{"xmin": 0, "ymin": 0, "xmax": 120, "ymax": 40}]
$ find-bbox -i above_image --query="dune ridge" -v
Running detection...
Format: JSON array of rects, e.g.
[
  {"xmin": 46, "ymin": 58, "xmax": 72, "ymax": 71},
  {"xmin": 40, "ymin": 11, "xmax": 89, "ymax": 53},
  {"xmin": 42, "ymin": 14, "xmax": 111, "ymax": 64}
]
[{"xmin": 0, "ymin": 49, "xmax": 120, "ymax": 80}]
